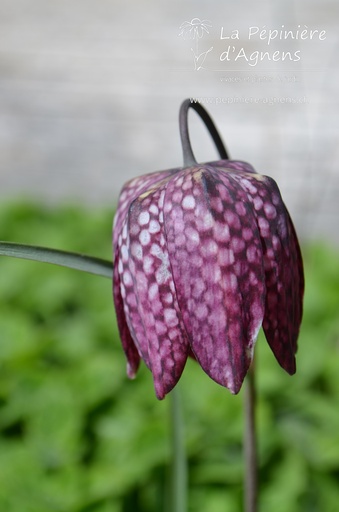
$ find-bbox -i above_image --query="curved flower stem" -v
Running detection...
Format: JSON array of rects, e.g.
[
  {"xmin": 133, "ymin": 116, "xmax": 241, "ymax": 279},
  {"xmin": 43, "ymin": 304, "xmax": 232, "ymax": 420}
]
[
  {"xmin": 244, "ymin": 360, "xmax": 258, "ymax": 512},
  {"xmin": 170, "ymin": 386, "xmax": 187, "ymax": 512},
  {"xmin": 179, "ymin": 98, "xmax": 229, "ymax": 167},
  {"xmin": 0, "ymin": 241, "xmax": 113, "ymax": 279}
]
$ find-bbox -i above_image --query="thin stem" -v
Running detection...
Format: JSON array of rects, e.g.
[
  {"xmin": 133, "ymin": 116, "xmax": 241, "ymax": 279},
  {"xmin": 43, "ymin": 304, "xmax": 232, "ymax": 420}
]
[
  {"xmin": 0, "ymin": 241, "xmax": 113, "ymax": 279},
  {"xmin": 169, "ymin": 386, "xmax": 187, "ymax": 512},
  {"xmin": 179, "ymin": 98, "xmax": 229, "ymax": 167},
  {"xmin": 244, "ymin": 361, "xmax": 258, "ymax": 512}
]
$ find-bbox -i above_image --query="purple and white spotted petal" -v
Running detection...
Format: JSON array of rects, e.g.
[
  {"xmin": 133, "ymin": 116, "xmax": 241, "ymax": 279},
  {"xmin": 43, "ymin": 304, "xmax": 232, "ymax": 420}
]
[
  {"xmin": 113, "ymin": 168, "xmax": 179, "ymax": 245},
  {"xmin": 113, "ymin": 249, "xmax": 140, "ymax": 378},
  {"xmin": 217, "ymin": 165, "xmax": 304, "ymax": 373},
  {"xmin": 115, "ymin": 216, "xmax": 152, "ymax": 371},
  {"xmin": 126, "ymin": 183, "xmax": 190, "ymax": 399},
  {"xmin": 164, "ymin": 166, "xmax": 265, "ymax": 394}
]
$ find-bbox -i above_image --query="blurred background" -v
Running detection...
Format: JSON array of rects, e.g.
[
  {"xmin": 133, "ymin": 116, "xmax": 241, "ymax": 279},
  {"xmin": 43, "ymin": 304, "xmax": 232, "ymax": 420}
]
[
  {"xmin": 0, "ymin": 1, "xmax": 339, "ymax": 511},
  {"xmin": 0, "ymin": 0, "xmax": 338, "ymax": 243}
]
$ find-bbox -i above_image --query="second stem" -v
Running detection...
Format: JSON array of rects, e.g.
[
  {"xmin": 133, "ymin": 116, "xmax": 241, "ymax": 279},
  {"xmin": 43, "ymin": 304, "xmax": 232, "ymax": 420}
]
[{"xmin": 244, "ymin": 360, "xmax": 258, "ymax": 512}]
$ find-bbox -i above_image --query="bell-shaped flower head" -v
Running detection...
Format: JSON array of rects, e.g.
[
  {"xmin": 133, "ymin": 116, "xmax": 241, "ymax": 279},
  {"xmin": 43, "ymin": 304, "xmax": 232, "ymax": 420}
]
[{"xmin": 113, "ymin": 100, "xmax": 304, "ymax": 399}]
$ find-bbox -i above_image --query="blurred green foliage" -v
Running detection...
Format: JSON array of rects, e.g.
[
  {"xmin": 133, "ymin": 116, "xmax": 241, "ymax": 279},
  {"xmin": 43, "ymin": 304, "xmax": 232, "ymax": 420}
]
[{"xmin": 0, "ymin": 201, "xmax": 339, "ymax": 512}]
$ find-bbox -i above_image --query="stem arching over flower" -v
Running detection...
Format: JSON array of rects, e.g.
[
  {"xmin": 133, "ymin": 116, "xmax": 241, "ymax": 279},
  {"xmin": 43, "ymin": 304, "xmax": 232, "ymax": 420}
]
[
  {"xmin": 179, "ymin": 99, "xmax": 229, "ymax": 166},
  {"xmin": 113, "ymin": 99, "xmax": 304, "ymax": 400}
]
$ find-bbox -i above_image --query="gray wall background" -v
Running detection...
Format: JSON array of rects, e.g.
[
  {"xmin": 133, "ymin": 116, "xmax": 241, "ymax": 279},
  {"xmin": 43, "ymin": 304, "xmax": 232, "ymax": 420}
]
[{"xmin": 0, "ymin": 0, "xmax": 338, "ymax": 245}]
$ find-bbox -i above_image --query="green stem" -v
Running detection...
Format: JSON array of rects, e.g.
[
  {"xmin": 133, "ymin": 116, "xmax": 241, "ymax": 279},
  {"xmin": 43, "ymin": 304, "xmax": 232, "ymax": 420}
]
[
  {"xmin": 244, "ymin": 361, "xmax": 258, "ymax": 512},
  {"xmin": 170, "ymin": 386, "xmax": 187, "ymax": 512},
  {"xmin": 0, "ymin": 241, "xmax": 112, "ymax": 279}
]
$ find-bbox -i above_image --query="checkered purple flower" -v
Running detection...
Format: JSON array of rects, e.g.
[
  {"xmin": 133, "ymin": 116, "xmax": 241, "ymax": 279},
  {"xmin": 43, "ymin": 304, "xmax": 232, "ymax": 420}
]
[{"xmin": 113, "ymin": 159, "xmax": 304, "ymax": 399}]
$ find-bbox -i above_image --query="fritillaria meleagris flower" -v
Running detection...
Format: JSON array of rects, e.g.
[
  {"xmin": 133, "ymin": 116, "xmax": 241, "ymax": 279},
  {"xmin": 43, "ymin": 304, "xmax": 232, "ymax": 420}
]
[{"xmin": 113, "ymin": 100, "xmax": 304, "ymax": 399}]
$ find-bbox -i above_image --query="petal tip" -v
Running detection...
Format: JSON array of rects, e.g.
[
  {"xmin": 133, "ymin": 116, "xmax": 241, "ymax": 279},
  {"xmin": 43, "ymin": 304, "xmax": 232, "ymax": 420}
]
[
  {"xmin": 222, "ymin": 367, "xmax": 246, "ymax": 395},
  {"xmin": 154, "ymin": 385, "xmax": 166, "ymax": 400},
  {"xmin": 286, "ymin": 357, "xmax": 296, "ymax": 375},
  {"xmin": 154, "ymin": 374, "xmax": 181, "ymax": 400},
  {"xmin": 228, "ymin": 383, "xmax": 242, "ymax": 395},
  {"xmin": 275, "ymin": 353, "xmax": 296, "ymax": 376},
  {"xmin": 127, "ymin": 362, "xmax": 138, "ymax": 380}
]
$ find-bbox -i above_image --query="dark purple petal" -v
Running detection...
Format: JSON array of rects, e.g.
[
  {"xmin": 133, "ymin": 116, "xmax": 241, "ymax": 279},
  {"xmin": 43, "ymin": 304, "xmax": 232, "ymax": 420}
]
[
  {"xmin": 227, "ymin": 171, "xmax": 304, "ymax": 373},
  {"xmin": 164, "ymin": 167, "xmax": 265, "ymax": 394},
  {"xmin": 123, "ymin": 183, "xmax": 190, "ymax": 399},
  {"xmin": 113, "ymin": 249, "xmax": 141, "ymax": 378},
  {"xmin": 284, "ymin": 211, "xmax": 304, "ymax": 355}
]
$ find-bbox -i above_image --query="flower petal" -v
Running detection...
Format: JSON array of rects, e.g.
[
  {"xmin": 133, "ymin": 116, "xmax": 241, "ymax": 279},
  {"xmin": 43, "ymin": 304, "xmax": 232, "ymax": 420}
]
[
  {"xmin": 124, "ymin": 183, "xmax": 190, "ymax": 399},
  {"xmin": 113, "ymin": 231, "xmax": 140, "ymax": 378},
  {"xmin": 164, "ymin": 167, "xmax": 265, "ymax": 394},
  {"xmin": 284, "ymin": 210, "xmax": 304, "ymax": 354},
  {"xmin": 113, "ymin": 169, "xmax": 178, "ymax": 246},
  {"xmin": 211, "ymin": 159, "xmax": 257, "ymax": 174},
  {"xmin": 228, "ymin": 170, "xmax": 304, "ymax": 373},
  {"xmin": 114, "ymin": 215, "xmax": 155, "ymax": 369}
]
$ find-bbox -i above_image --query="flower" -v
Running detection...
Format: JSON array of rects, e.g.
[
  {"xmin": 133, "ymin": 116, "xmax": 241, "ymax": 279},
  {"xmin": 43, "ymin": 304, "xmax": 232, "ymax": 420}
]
[
  {"xmin": 113, "ymin": 160, "xmax": 304, "ymax": 399},
  {"xmin": 113, "ymin": 99, "xmax": 304, "ymax": 399},
  {"xmin": 179, "ymin": 18, "xmax": 212, "ymax": 40}
]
